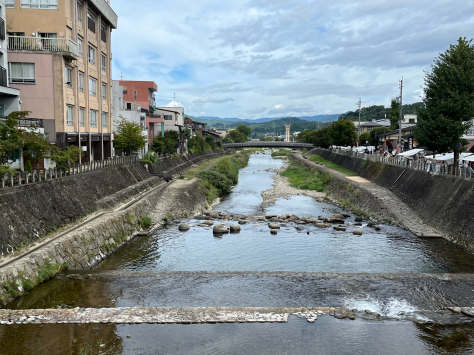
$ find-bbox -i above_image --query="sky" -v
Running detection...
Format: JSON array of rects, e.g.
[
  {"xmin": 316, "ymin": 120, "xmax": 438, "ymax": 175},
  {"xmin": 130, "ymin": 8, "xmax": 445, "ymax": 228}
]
[{"xmin": 110, "ymin": 0, "xmax": 474, "ymax": 120}]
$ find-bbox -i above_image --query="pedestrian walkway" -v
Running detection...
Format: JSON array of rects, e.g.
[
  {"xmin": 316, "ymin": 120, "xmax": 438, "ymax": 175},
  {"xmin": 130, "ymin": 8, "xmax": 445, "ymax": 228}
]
[{"xmin": 294, "ymin": 153, "xmax": 442, "ymax": 238}]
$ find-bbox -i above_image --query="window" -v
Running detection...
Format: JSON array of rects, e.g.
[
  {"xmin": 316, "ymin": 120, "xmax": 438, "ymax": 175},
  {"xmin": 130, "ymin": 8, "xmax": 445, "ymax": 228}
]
[
  {"xmin": 66, "ymin": 105, "xmax": 74, "ymax": 126},
  {"xmin": 133, "ymin": 90, "xmax": 137, "ymax": 100},
  {"xmin": 90, "ymin": 109, "xmax": 97, "ymax": 127},
  {"xmin": 101, "ymin": 112, "xmax": 107, "ymax": 128},
  {"xmin": 88, "ymin": 45, "xmax": 95, "ymax": 65},
  {"xmin": 77, "ymin": 37, "xmax": 83, "ymax": 57},
  {"xmin": 78, "ymin": 72, "xmax": 84, "ymax": 92},
  {"xmin": 21, "ymin": 0, "xmax": 58, "ymax": 9},
  {"xmin": 126, "ymin": 102, "xmax": 131, "ymax": 110},
  {"xmin": 101, "ymin": 82, "xmax": 106, "ymax": 99},
  {"xmin": 6, "ymin": 0, "xmax": 14, "ymax": 8},
  {"xmin": 100, "ymin": 23, "xmax": 106, "ymax": 42},
  {"xmin": 87, "ymin": 12, "xmax": 95, "ymax": 33},
  {"xmin": 79, "ymin": 107, "xmax": 85, "ymax": 126},
  {"xmin": 123, "ymin": 86, "xmax": 127, "ymax": 95},
  {"xmin": 88, "ymin": 77, "xmax": 96, "ymax": 96},
  {"xmin": 65, "ymin": 66, "xmax": 72, "ymax": 88},
  {"xmin": 164, "ymin": 115, "xmax": 173, "ymax": 120},
  {"xmin": 76, "ymin": 1, "xmax": 83, "ymax": 22},
  {"xmin": 409, "ymin": 118, "xmax": 415, "ymax": 123},
  {"xmin": 101, "ymin": 54, "xmax": 106, "ymax": 71},
  {"xmin": 9, "ymin": 62, "xmax": 35, "ymax": 84}
]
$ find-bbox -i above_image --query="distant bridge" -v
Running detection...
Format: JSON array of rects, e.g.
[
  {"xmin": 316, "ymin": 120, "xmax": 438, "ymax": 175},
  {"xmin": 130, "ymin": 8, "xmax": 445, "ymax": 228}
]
[{"xmin": 224, "ymin": 142, "xmax": 314, "ymax": 149}]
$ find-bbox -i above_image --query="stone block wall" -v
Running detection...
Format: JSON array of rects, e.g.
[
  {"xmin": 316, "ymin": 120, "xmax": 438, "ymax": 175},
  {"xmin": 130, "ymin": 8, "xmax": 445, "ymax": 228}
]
[{"xmin": 310, "ymin": 148, "xmax": 474, "ymax": 253}]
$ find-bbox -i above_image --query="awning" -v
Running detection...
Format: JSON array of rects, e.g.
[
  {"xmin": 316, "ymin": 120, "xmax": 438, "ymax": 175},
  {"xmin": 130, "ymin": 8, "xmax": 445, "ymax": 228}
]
[
  {"xmin": 397, "ymin": 148, "xmax": 424, "ymax": 157},
  {"xmin": 425, "ymin": 152, "xmax": 474, "ymax": 162}
]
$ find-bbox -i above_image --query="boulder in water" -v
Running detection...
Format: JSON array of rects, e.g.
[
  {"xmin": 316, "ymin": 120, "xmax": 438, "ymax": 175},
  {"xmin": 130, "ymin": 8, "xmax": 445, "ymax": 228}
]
[
  {"xmin": 213, "ymin": 224, "xmax": 229, "ymax": 234},
  {"xmin": 178, "ymin": 224, "xmax": 190, "ymax": 231}
]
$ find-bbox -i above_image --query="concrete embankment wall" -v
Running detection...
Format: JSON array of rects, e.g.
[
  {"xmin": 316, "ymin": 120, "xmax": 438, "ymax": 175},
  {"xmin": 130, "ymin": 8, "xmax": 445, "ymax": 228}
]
[
  {"xmin": 310, "ymin": 148, "xmax": 474, "ymax": 253},
  {"xmin": 289, "ymin": 155, "xmax": 399, "ymax": 225},
  {"xmin": 0, "ymin": 150, "xmax": 224, "ymax": 306}
]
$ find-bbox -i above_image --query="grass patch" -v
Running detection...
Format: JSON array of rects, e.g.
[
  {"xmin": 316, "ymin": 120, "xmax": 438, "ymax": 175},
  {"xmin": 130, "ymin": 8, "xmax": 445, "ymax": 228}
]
[
  {"xmin": 309, "ymin": 154, "xmax": 357, "ymax": 175},
  {"xmin": 244, "ymin": 147, "xmax": 264, "ymax": 152},
  {"xmin": 271, "ymin": 149, "xmax": 292, "ymax": 157},
  {"xmin": 281, "ymin": 163, "xmax": 332, "ymax": 191},
  {"xmin": 140, "ymin": 216, "xmax": 153, "ymax": 229},
  {"xmin": 37, "ymin": 259, "xmax": 67, "ymax": 284}
]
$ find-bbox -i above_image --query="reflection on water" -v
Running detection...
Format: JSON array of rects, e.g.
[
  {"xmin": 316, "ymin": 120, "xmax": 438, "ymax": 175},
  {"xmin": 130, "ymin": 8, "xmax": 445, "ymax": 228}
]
[{"xmin": 1, "ymin": 317, "xmax": 474, "ymax": 355}]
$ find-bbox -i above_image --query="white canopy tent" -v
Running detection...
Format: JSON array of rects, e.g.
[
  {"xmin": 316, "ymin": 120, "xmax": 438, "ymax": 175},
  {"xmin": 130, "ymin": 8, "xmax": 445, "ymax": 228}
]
[
  {"xmin": 397, "ymin": 149, "xmax": 424, "ymax": 157},
  {"xmin": 424, "ymin": 152, "xmax": 473, "ymax": 164},
  {"xmin": 461, "ymin": 155, "xmax": 474, "ymax": 163}
]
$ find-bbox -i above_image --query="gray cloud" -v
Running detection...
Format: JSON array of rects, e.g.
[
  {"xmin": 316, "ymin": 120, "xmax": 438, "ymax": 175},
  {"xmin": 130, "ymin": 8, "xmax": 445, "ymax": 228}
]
[{"xmin": 193, "ymin": 96, "xmax": 235, "ymax": 103}]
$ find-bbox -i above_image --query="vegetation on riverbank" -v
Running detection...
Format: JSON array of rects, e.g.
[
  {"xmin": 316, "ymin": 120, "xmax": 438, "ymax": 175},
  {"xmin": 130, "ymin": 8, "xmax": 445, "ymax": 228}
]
[
  {"xmin": 198, "ymin": 151, "xmax": 250, "ymax": 202},
  {"xmin": 271, "ymin": 149, "xmax": 291, "ymax": 157},
  {"xmin": 309, "ymin": 154, "xmax": 357, "ymax": 175},
  {"xmin": 281, "ymin": 162, "xmax": 332, "ymax": 191}
]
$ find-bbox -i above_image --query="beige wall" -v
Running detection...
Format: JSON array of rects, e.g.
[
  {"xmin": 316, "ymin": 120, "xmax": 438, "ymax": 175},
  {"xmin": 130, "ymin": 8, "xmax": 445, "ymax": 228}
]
[{"xmin": 9, "ymin": 52, "xmax": 55, "ymax": 121}]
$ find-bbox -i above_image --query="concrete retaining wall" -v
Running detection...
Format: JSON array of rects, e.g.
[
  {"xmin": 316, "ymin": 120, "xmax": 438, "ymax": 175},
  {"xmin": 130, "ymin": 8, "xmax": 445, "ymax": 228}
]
[
  {"xmin": 0, "ymin": 151, "xmax": 223, "ymax": 306},
  {"xmin": 310, "ymin": 148, "xmax": 474, "ymax": 253}
]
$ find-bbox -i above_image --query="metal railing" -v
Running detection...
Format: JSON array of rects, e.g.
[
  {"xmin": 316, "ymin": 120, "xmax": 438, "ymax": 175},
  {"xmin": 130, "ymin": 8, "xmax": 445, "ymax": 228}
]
[
  {"xmin": 7, "ymin": 36, "xmax": 78, "ymax": 56},
  {"xmin": 1, "ymin": 155, "xmax": 139, "ymax": 189},
  {"xmin": 327, "ymin": 148, "xmax": 474, "ymax": 180}
]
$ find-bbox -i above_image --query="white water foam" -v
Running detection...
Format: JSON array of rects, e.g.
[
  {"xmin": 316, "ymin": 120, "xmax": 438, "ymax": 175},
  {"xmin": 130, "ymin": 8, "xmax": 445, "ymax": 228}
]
[{"xmin": 343, "ymin": 296, "xmax": 424, "ymax": 320}]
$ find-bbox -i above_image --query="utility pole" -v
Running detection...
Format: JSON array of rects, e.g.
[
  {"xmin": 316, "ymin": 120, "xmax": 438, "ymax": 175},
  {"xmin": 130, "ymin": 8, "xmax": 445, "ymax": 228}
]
[
  {"xmin": 398, "ymin": 78, "xmax": 403, "ymax": 154},
  {"xmin": 356, "ymin": 98, "xmax": 362, "ymax": 146}
]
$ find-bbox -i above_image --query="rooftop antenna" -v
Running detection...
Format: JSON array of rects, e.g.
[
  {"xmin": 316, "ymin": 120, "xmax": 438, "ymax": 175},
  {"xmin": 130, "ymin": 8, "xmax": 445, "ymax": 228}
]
[{"xmin": 120, "ymin": 72, "xmax": 125, "ymax": 80}]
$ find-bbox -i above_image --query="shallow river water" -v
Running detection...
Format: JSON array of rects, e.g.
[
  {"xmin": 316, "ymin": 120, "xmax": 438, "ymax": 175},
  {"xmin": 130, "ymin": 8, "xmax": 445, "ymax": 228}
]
[{"xmin": 3, "ymin": 151, "xmax": 474, "ymax": 354}]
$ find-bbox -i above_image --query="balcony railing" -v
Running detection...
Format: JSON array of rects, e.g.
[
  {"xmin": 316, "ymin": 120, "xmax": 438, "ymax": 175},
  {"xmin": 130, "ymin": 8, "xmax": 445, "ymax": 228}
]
[
  {"xmin": 7, "ymin": 36, "xmax": 78, "ymax": 57},
  {"xmin": 0, "ymin": 67, "xmax": 7, "ymax": 87}
]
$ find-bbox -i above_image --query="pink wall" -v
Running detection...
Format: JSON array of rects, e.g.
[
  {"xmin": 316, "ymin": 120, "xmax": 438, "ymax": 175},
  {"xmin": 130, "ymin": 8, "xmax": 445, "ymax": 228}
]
[{"xmin": 9, "ymin": 53, "xmax": 55, "ymax": 121}]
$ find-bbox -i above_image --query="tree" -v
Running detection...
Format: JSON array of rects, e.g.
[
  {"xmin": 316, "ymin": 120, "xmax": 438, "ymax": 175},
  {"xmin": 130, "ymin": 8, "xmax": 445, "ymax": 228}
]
[
  {"xmin": 205, "ymin": 135, "xmax": 216, "ymax": 149},
  {"xmin": 226, "ymin": 130, "xmax": 247, "ymax": 143},
  {"xmin": 50, "ymin": 145, "xmax": 83, "ymax": 170},
  {"xmin": 388, "ymin": 99, "xmax": 400, "ymax": 130},
  {"xmin": 358, "ymin": 132, "xmax": 370, "ymax": 145},
  {"xmin": 188, "ymin": 134, "xmax": 208, "ymax": 155},
  {"xmin": 236, "ymin": 124, "xmax": 251, "ymax": 138},
  {"xmin": 369, "ymin": 127, "xmax": 391, "ymax": 146},
  {"xmin": 152, "ymin": 130, "xmax": 179, "ymax": 155},
  {"xmin": 414, "ymin": 37, "xmax": 474, "ymax": 167},
  {"xmin": 330, "ymin": 120, "xmax": 357, "ymax": 146},
  {"xmin": 114, "ymin": 116, "xmax": 147, "ymax": 155},
  {"xmin": 297, "ymin": 128, "xmax": 332, "ymax": 148}
]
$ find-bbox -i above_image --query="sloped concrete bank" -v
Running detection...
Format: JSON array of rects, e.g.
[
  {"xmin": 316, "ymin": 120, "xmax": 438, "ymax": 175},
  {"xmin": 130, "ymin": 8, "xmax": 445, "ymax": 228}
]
[
  {"xmin": 289, "ymin": 154, "xmax": 399, "ymax": 225},
  {"xmin": 310, "ymin": 148, "xmax": 474, "ymax": 253},
  {"xmin": 0, "ymin": 151, "xmax": 224, "ymax": 306}
]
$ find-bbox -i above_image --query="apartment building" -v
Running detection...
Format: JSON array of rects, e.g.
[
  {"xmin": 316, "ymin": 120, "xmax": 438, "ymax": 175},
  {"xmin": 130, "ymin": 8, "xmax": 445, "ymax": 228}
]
[
  {"xmin": 6, "ymin": 0, "xmax": 118, "ymax": 162},
  {"xmin": 112, "ymin": 80, "xmax": 148, "ymax": 155},
  {"xmin": 118, "ymin": 80, "xmax": 164, "ymax": 146},
  {"xmin": 0, "ymin": 0, "xmax": 20, "ymax": 116}
]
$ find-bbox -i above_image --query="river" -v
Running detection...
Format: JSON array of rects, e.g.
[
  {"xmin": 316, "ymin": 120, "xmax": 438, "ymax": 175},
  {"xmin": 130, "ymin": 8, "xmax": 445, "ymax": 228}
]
[{"xmin": 2, "ymin": 151, "xmax": 474, "ymax": 354}]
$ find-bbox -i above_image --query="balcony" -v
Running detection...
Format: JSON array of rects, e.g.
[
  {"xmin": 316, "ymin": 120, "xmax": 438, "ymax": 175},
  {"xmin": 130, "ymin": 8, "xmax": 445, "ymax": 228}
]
[{"xmin": 8, "ymin": 36, "xmax": 78, "ymax": 60}]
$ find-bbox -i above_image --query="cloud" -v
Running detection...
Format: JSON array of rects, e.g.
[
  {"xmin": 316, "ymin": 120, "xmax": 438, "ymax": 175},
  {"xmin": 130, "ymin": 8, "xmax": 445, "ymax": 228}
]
[
  {"xmin": 166, "ymin": 101, "xmax": 183, "ymax": 108},
  {"xmin": 110, "ymin": 0, "xmax": 472, "ymax": 118},
  {"xmin": 192, "ymin": 96, "xmax": 235, "ymax": 103}
]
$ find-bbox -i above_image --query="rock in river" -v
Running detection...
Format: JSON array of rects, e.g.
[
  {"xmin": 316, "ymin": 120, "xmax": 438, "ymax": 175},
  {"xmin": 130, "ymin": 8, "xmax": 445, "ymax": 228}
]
[
  {"xmin": 178, "ymin": 224, "xmax": 190, "ymax": 231},
  {"xmin": 213, "ymin": 224, "xmax": 229, "ymax": 234},
  {"xmin": 270, "ymin": 229, "xmax": 278, "ymax": 235},
  {"xmin": 333, "ymin": 226, "xmax": 346, "ymax": 232},
  {"xmin": 238, "ymin": 220, "xmax": 247, "ymax": 225},
  {"xmin": 230, "ymin": 224, "xmax": 241, "ymax": 232},
  {"xmin": 353, "ymin": 229, "xmax": 363, "ymax": 235},
  {"xmin": 268, "ymin": 223, "xmax": 281, "ymax": 229}
]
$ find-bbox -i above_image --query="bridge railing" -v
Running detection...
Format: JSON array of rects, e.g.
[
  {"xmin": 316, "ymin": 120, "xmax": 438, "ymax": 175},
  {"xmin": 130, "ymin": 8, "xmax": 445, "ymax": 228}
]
[
  {"xmin": 326, "ymin": 148, "xmax": 474, "ymax": 180},
  {"xmin": 224, "ymin": 142, "xmax": 314, "ymax": 148},
  {"xmin": 1, "ymin": 155, "xmax": 140, "ymax": 190}
]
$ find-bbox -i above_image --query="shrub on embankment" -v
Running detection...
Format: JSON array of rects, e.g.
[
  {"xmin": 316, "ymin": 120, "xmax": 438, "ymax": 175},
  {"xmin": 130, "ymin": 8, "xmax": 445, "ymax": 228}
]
[
  {"xmin": 198, "ymin": 151, "xmax": 250, "ymax": 200},
  {"xmin": 311, "ymin": 148, "xmax": 474, "ymax": 254},
  {"xmin": 271, "ymin": 149, "xmax": 292, "ymax": 157}
]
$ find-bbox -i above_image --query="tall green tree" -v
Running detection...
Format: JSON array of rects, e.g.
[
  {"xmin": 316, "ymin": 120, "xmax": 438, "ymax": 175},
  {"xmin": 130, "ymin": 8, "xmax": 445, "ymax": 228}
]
[
  {"xmin": 114, "ymin": 116, "xmax": 147, "ymax": 155},
  {"xmin": 388, "ymin": 99, "xmax": 400, "ymax": 130},
  {"xmin": 226, "ymin": 130, "xmax": 247, "ymax": 143},
  {"xmin": 414, "ymin": 37, "xmax": 474, "ymax": 167},
  {"xmin": 152, "ymin": 130, "xmax": 179, "ymax": 155},
  {"xmin": 235, "ymin": 124, "xmax": 251, "ymax": 138},
  {"xmin": 330, "ymin": 120, "xmax": 357, "ymax": 146}
]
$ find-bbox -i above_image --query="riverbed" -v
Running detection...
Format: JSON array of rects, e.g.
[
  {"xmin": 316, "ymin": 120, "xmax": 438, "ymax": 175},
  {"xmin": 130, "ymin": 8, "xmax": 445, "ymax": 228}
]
[{"xmin": 3, "ymin": 150, "xmax": 474, "ymax": 354}]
